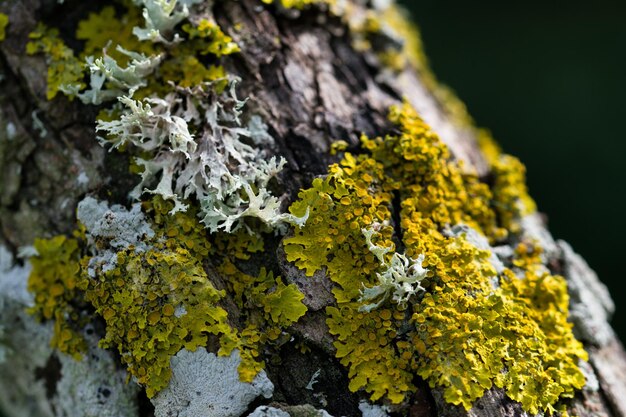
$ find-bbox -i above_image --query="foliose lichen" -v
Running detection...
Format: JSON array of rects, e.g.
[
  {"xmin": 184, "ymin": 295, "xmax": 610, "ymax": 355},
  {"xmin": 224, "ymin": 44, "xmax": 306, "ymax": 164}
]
[
  {"xmin": 283, "ymin": 101, "xmax": 587, "ymax": 413},
  {"xmin": 27, "ymin": 196, "xmax": 308, "ymax": 399},
  {"xmin": 17, "ymin": 0, "xmax": 589, "ymax": 415}
]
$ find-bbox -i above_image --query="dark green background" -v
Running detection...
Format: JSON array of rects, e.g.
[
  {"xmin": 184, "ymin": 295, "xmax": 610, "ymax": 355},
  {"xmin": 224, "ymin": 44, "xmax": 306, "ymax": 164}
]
[{"xmin": 400, "ymin": 0, "xmax": 626, "ymax": 341}]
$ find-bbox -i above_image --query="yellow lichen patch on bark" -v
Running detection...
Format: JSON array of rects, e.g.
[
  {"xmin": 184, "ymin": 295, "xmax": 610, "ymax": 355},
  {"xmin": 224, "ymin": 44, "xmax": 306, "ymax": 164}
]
[{"xmin": 284, "ymin": 101, "xmax": 587, "ymax": 412}]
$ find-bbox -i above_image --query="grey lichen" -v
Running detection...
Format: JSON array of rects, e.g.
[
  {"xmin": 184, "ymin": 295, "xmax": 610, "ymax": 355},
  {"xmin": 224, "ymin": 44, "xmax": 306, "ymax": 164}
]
[
  {"xmin": 152, "ymin": 348, "xmax": 274, "ymax": 417},
  {"xmin": 132, "ymin": 0, "xmax": 203, "ymax": 44},
  {"xmin": 79, "ymin": 48, "xmax": 164, "ymax": 105},
  {"xmin": 0, "ymin": 246, "xmax": 54, "ymax": 417},
  {"xmin": 1, "ymin": 245, "xmax": 139, "ymax": 417},
  {"xmin": 77, "ymin": 196, "xmax": 155, "ymax": 249},
  {"xmin": 77, "ymin": 196, "xmax": 155, "ymax": 277},
  {"xmin": 54, "ymin": 325, "xmax": 139, "ymax": 417},
  {"xmin": 558, "ymin": 240, "xmax": 615, "ymax": 347}
]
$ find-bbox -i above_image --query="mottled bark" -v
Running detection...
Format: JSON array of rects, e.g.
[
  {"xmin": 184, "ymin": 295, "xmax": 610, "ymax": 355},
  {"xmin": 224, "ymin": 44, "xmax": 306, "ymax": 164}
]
[{"xmin": 0, "ymin": 1, "xmax": 624, "ymax": 417}]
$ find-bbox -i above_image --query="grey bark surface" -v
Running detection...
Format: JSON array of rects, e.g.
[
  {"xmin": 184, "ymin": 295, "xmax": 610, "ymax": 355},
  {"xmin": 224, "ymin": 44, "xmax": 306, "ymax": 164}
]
[{"xmin": 0, "ymin": 1, "xmax": 625, "ymax": 417}]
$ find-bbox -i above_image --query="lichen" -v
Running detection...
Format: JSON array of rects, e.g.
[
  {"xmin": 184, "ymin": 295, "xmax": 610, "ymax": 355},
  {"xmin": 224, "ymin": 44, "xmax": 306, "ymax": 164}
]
[
  {"xmin": 15, "ymin": 0, "xmax": 589, "ymax": 414},
  {"xmin": 358, "ymin": 227, "xmax": 428, "ymax": 312},
  {"xmin": 182, "ymin": 19, "xmax": 240, "ymax": 57},
  {"xmin": 54, "ymin": 325, "xmax": 140, "ymax": 417},
  {"xmin": 217, "ymin": 259, "xmax": 308, "ymax": 381},
  {"xmin": 0, "ymin": 13, "xmax": 8, "ymax": 42},
  {"xmin": 152, "ymin": 348, "xmax": 274, "ymax": 417},
  {"xmin": 27, "ymin": 235, "xmax": 87, "ymax": 359},
  {"xmin": 261, "ymin": 0, "xmax": 334, "ymax": 10},
  {"xmin": 25, "ymin": 24, "xmax": 85, "ymax": 100},
  {"xmin": 27, "ymin": 196, "xmax": 308, "ymax": 398},
  {"xmin": 283, "ymin": 101, "xmax": 587, "ymax": 412}
]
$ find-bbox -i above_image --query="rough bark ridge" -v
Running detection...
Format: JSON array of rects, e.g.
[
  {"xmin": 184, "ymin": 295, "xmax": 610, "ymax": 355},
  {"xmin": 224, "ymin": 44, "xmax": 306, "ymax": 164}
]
[{"xmin": 0, "ymin": 1, "xmax": 624, "ymax": 417}]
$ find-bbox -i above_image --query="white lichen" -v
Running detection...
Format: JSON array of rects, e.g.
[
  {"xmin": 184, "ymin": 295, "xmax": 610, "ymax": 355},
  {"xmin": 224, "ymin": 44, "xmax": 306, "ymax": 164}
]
[
  {"xmin": 31, "ymin": 110, "xmax": 47, "ymax": 138},
  {"xmin": 247, "ymin": 407, "xmax": 290, "ymax": 417},
  {"xmin": 358, "ymin": 401, "xmax": 390, "ymax": 417},
  {"xmin": 152, "ymin": 348, "xmax": 274, "ymax": 417},
  {"xmin": 5, "ymin": 122, "xmax": 16, "ymax": 140},
  {"xmin": 96, "ymin": 82, "xmax": 307, "ymax": 234},
  {"xmin": 305, "ymin": 368, "xmax": 321, "ymax": 390},
  {"xmin": 358, "ymin": 227, "xmax": 428, "ymax": 312}
]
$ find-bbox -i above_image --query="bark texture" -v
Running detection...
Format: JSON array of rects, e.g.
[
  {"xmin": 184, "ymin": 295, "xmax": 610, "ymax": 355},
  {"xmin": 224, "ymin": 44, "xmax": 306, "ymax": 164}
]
[{"xmin": 0, "ymin": 1, "xmax": 624, "ymax": 417}]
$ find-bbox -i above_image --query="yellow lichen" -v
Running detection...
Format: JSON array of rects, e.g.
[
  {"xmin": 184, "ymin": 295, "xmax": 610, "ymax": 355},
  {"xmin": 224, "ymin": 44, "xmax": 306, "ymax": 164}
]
[
  {"xmin": 284, "ymin": 101, "xmax": 587, "ymax": 412},
  {"xmin": 76, "ymin": 5, "xmax": 154, "ymax": 64},
  {"xmin": 182, "ymin": 19, "xmax": 240, "ymax": 57},
  {"xmin": 29, "ymin": 3, "xmax": 240, "ymax": 101},
  {"xmin": 218, "ymin": 259, "xmax": 307, "ymax": 381},
  {"xmin": 27, "ymin": 235, "xmax": 86, "ymax": 359},
  {"xmin": 261, "ymin": 0, "xmax": 335, "ymax": 10},
  {"xmin": 78, "ymin": 246, "xmax": 235, "ymax": 398},
  {"xmin": 25, "ymin": 24, "xmax": 85, "ymax": 100},
  {"xmin": 28, "ymin": 197, "xmax": 307, "ymax": 397},
  {"xmin": 0, "ymin": 13, "xmax": 8, "ymax": 42}
]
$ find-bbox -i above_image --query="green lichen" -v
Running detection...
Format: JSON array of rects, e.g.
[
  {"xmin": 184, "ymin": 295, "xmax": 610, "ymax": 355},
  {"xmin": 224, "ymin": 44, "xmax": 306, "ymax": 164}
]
[
  {"xmin": 0, "ymin": 13, "xmax": 8, "ymax": 42},
  {"xmin": 284, "ymin": 101, "xmax": 587, "ymax": 412}
]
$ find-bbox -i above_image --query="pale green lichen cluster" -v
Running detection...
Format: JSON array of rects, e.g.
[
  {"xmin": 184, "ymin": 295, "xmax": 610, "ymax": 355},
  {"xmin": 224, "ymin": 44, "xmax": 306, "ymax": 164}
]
[{"xmin": 283, "ymin": 101, "xmax": 587, "ymax": 412}]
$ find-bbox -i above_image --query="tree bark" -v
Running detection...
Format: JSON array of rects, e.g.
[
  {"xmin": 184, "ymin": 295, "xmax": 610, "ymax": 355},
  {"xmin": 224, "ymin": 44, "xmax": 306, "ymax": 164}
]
[{"xmin": 0, "ymin": 1, "xmax": 624, "ymax": 417}]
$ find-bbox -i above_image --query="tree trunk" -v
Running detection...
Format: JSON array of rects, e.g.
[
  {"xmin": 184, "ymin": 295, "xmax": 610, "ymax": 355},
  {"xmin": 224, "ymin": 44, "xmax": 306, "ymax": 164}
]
[{"xmin": 0, "ymin": 1, "xmax": 624, "ymax": 417}]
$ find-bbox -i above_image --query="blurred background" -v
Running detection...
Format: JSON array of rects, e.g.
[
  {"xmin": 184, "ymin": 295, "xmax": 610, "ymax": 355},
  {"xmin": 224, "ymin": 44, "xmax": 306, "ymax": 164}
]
[{"xmin": 399, "ymin": 0, "xmax": 626, "ymax": 342}]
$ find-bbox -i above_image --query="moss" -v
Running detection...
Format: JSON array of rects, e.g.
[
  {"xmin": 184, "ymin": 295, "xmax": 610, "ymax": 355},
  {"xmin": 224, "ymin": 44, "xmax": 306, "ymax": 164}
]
[
  {"xmin": 284, "ymin": 101, "xmax": 586, "ymax": 412},
  {"xmin": 0, "ymin": 13, "xmax": 8, "ymax": 42}
]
